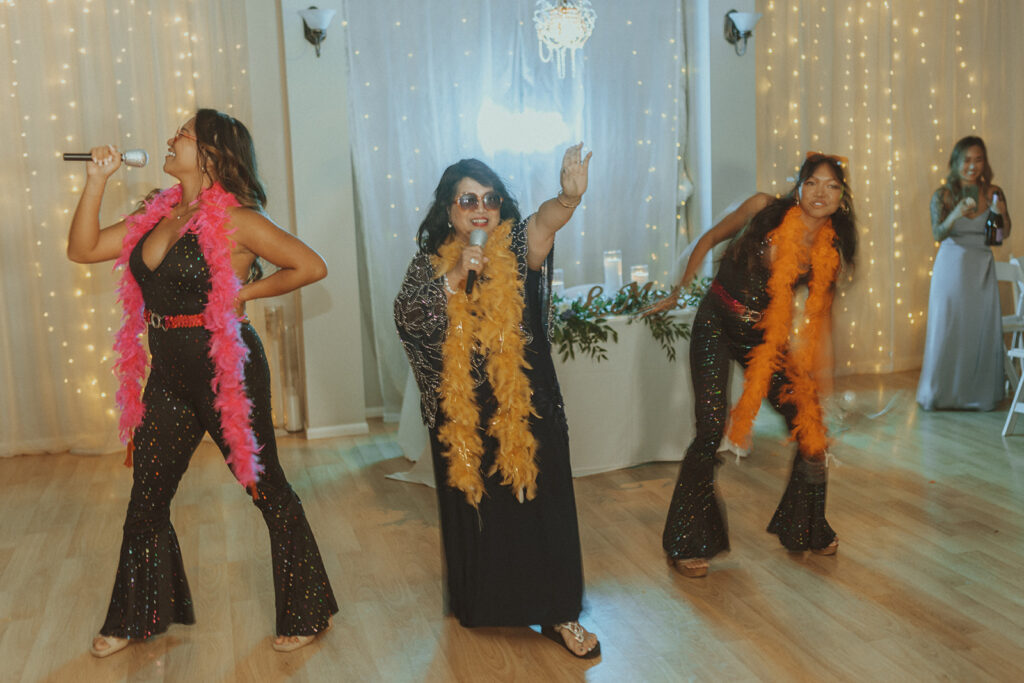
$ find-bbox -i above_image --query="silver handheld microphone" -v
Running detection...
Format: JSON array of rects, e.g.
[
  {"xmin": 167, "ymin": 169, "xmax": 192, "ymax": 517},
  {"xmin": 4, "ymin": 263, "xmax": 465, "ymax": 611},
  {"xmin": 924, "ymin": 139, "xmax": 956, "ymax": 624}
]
[
  {"xmin": 465, "ymin": 229, "xmax": 488, "ymax": 294},
  {"xmin": 63, "ymin": 149, "xmax": 149, "ymax": 168}
]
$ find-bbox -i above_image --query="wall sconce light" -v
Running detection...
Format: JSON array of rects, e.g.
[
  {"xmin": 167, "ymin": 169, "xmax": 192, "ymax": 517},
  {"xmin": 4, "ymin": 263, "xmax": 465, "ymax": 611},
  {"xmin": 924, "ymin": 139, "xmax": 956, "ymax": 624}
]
[
  {"xmin": 723, "ymin": 9, "xmax": 762, "ymax": 56},
  {"xmin": 299, "ymin": 6, "xmax": 336, "ymax": 58}
]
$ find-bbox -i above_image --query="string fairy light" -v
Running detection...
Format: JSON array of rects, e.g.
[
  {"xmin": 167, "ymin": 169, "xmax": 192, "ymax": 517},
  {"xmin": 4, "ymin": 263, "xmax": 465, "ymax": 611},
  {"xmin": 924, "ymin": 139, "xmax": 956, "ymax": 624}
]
[
  {"xmin": 342, "ymin": 4, "xmax": 685, "ymax": 294},
  {"xmin": 2, "ymin": 1, "xmax": 254, "ymax": 450},
  {"xmin": 756, "ymin": 0, "xmax": 1002, "ymax": 374}
]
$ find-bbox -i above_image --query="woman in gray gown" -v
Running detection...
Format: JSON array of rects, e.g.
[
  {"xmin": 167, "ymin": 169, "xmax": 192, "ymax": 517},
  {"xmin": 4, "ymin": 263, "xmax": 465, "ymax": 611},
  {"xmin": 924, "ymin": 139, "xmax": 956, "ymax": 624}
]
[{"xmin": 917, "ymin": 136, "xmax": 1013, "ymax": 411}]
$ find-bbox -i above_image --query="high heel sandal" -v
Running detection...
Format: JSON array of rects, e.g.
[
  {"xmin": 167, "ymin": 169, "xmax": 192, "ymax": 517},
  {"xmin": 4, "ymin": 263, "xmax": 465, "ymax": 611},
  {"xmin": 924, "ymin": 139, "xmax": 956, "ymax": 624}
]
[
  {"xmin": 811, "ymin": 538, "xmax": 839, "ymax": 556},
  {"xmin": 668, "ymin": 556, "xmax": 709, "ymax": 578},
  {"xmin": 89, "ymin": 634, "xmax": 130, "ymax": 658},
  {"xmin": 540, "ymin": 621, "xmax": 601, "ymax": 659},
  {"xmin": 272, "ymin": 617, "xmax": 333, "ymax": 653}
]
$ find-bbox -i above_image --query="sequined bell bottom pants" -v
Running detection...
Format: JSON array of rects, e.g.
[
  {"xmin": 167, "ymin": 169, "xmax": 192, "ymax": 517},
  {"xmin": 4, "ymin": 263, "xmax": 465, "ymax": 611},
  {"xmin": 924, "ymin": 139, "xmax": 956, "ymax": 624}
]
[
  {"xmin": 99, "ymin": 324, "xmax": 338, "ymax": 640},
  {"xmin": 662, "ymin": 295, "xmax": 836, "ymax": 559}
]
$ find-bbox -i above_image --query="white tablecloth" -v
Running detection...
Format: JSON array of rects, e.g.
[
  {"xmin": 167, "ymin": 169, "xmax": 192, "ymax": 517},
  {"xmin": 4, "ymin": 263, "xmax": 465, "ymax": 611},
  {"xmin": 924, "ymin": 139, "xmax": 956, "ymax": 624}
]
[{"xmin": 390, "ymin": 308, "xmax": 744, "ymax": 486}]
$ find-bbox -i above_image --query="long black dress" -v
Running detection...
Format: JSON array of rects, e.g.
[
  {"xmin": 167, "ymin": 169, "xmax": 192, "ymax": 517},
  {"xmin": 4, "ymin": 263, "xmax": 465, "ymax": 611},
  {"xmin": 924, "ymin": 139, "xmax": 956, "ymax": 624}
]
[
  {"xmin": 662, "ymin": 240, "xmax": 837, "ymax": 560},
  {"xmin": 395, "ymin": 221, "xmax": 584, "ymax": 627}
]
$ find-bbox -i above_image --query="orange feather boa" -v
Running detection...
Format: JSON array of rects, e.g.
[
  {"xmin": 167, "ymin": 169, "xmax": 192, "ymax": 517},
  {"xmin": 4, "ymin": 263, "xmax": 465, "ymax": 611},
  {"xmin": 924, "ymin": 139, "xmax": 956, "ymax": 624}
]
[
  {"xmin": 726, "ymin": 206, "xmax": 840, "ymax": 460},
  {"xmin": 433, "ymin": 219, "xmax": 538, "ymax": 506}
]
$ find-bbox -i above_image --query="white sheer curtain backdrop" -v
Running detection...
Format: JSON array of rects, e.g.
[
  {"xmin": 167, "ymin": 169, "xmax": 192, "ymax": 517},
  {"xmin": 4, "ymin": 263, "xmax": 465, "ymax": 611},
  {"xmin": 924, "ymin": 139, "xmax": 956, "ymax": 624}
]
[
  {"xmin": 756, "ymin": 0, "xmax": 1023, "ymax": 375},
  {"xmin": 342, "ymin": 0, "xmax": 688, "ymax": 419},
  {"xmin": 0, "ymin": 2, "xmax": 253, "ymax": 457}
]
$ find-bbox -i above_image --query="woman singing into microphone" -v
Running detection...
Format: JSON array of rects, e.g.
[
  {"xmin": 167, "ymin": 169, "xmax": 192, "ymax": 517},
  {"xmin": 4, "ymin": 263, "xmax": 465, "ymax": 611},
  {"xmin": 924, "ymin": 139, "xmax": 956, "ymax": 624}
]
[
  {"xmin": 394, "ymin": 145, "xmax": 600, "ymax": 658},
  {"xmin": 67, "ymin": 109, "xmax": 337, "ymax": 657}
]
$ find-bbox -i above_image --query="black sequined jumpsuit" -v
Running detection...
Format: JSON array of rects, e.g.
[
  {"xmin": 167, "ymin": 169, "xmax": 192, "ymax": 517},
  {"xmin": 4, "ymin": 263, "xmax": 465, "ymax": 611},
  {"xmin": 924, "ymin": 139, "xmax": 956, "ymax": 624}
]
[
  {"xmin": 99, "ymin": 230, "xmax": 338, "ymax": 640},
  {"xmin": 662, "ymin": 242, "xmax": 837, "ymax": 560}
]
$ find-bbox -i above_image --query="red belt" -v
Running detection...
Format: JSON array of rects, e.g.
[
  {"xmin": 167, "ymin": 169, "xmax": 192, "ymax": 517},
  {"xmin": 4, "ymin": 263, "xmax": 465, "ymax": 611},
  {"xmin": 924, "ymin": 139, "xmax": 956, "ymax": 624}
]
[
  {"xmin": 144, "ymin": 310, "xmax": 205, "ymax": 330},
  {"xmin": 710, "ymin": 280, "xmax": 762, "ymax": 323}
]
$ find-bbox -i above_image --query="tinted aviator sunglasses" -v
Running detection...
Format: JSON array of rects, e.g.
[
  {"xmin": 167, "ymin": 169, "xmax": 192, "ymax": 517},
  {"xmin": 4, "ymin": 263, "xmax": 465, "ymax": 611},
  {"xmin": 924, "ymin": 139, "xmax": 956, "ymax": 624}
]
[
  {"xmin": 172, "ymin": 125, "xmax": 196, "ymax": 143},
  {"xmin": 454, "ymin": 191, "xmax": 502, "ymax": 211}
]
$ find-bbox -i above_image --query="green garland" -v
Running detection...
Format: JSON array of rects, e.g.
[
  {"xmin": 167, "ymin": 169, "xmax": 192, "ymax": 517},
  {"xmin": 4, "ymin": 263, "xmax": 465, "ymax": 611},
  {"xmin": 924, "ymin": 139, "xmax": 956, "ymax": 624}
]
[{"xmin": 551, "ymin": 278, "xmax": 709, "ymax": 362}]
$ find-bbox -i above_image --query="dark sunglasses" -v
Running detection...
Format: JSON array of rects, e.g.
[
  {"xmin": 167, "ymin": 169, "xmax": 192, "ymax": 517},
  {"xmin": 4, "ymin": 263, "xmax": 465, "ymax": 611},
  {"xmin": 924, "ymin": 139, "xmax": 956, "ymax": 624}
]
[{"xmin": 454, "ymin": 192, "xmax": 502, "ymax": 211}]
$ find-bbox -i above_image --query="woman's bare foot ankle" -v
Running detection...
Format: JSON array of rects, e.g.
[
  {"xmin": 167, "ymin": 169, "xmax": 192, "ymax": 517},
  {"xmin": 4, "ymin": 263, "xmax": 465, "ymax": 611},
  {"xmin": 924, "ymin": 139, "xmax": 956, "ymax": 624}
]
[
  {"xmin": 272, "ymin": 616, "xmax": 332, "ymax": 653},
  {"xmin": 542, "ymin": 621, "xmax": 600, "ymax": 658},
  {"xmin": 560, "ymin": 622, "xmax": 598, "ymax": 656},
  {"xmin": 90, "ymin": 634, "xmax": 129, "ymax": 658}
]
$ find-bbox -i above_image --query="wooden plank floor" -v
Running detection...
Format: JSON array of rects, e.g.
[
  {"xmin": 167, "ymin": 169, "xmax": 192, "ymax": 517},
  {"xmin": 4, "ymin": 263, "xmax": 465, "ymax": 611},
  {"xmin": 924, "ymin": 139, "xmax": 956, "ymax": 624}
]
[{"xmin": 2, "ymin": 370, "xmax": 1023, "ymax": 682}]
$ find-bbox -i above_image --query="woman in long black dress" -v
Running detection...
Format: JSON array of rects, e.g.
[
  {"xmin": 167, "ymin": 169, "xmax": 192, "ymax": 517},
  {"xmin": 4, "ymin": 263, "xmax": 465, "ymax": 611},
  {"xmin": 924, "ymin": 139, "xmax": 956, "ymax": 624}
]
[
  {"xmin": 394, "ymin": 144, "xmax": 600, "ymax": 658},
  {"xmin": 655, "ymin": 153, "xmax": 857, "ymax": 578},
  {"xmin": 68, "ymin": 109, "xmax": 337, "ymax": 656}
]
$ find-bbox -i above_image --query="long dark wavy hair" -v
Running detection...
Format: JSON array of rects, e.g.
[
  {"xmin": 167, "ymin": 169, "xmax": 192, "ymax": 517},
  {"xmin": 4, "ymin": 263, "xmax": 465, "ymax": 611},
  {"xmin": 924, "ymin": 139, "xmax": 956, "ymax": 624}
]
[
  {"xmin": 723, "ymin": 154, "xmax": 857, "ymax": 275},
  {"xmin": 194, "ymin": 108, "xmax": 267, "ymax": 210},
  {"xmin": 938, "ymin": 135, "xmax": 991, "ymax": 215},
  {"xmin": 417, "ymin": 159, "xmax": 522, "ymax": 255}
]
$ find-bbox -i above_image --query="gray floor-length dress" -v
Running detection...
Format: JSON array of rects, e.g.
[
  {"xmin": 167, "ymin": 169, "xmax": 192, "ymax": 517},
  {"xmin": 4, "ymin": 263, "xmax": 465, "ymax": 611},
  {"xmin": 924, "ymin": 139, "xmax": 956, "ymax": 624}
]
[{"xmin": 917, "ymin": 197, "xmax": 1004, "ymax": 411}]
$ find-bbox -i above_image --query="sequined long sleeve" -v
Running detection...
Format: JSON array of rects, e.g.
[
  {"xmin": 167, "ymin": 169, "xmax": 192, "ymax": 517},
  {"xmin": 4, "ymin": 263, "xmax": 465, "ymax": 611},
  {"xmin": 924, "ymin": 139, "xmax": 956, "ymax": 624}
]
[
  {"xmin": 394, "ymin": 252, "xmax": 449, "ymax": 427},
  {"xmin": 930, "ymin": 187, "xmax": 950, "ymax": 227}
]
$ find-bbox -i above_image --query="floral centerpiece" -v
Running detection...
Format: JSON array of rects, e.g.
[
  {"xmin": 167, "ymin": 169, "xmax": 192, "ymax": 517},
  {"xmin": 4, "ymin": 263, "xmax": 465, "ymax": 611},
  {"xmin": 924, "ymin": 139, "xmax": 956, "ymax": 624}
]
[{"xmin": 551, "ymin": 278, "xmax": 709, "ymax": 362}]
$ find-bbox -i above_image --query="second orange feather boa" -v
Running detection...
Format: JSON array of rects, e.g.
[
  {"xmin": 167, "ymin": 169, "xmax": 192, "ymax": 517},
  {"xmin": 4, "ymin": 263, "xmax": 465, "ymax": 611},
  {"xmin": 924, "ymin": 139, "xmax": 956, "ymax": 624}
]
[{"xmin": 726, "ymin": 206, "xmax": 840, "ymax": 460}]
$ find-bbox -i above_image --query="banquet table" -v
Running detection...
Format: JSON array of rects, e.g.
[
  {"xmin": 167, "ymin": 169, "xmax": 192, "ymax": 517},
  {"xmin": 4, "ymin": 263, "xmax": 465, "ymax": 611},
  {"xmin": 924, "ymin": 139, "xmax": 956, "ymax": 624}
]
[{"xmin": 392, "ymin": 306, "xmax": 745, "ymax": 486}]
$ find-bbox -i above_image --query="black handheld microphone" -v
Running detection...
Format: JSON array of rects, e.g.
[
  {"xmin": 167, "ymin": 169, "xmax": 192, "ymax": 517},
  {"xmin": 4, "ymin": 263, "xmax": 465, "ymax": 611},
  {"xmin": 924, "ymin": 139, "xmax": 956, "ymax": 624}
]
[
  {"xmin": 63, "ymin": 149, "xmax": 149, "ymax": 168},
  {"xmin": 465, "ymin": 229, "xmax": 488, "ymax": 294}
]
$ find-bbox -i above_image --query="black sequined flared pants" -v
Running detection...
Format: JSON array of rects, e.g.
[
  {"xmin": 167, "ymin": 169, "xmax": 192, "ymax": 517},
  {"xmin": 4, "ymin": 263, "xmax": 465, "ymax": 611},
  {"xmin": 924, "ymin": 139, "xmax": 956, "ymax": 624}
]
[
  {"xmin": 662, "ymin": 293, "xmax": 836, "ymax": 560},
  {"xmin": 99, "ymin": 324, "xmax": 338, "ymax": 640}
]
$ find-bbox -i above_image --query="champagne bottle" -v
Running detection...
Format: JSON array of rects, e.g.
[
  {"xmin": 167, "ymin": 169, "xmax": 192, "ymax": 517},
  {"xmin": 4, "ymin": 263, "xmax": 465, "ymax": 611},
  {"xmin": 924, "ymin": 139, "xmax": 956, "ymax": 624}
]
[{"xmin": 985, "ymin": 193, "xmax": 1004, "ymax": 246}]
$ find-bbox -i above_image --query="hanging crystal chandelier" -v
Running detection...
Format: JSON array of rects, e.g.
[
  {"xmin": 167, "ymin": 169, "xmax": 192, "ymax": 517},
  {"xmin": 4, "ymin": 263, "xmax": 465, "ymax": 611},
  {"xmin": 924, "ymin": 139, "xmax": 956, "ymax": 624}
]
[{"xmin": 533, "ymin": 0, "xmax": 597, "ymax": 79}]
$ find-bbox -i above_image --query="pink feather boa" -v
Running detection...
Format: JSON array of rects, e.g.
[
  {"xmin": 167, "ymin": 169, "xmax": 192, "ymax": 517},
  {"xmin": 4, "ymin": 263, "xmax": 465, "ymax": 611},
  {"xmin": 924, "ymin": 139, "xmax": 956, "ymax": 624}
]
[{"xmin": 113, "ymin": 183, "xmax": 264, "ymax": 488}]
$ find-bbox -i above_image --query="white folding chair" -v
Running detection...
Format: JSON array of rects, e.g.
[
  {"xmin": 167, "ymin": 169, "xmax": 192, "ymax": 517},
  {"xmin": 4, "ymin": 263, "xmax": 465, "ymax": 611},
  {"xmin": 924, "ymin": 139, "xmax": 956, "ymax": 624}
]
[
  {"xmin": 1003, "ymin": 347, "xmax": 1024, "ymax": 436},
  {"xmin": 994, "ymin": 256, "xmax": 1024, "ymax": 388}
]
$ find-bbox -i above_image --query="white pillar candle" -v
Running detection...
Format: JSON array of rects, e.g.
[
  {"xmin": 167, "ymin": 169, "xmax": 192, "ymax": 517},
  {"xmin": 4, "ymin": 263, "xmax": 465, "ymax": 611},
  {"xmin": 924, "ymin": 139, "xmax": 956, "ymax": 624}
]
[
  {"xmin": 602, "ymin": 250, "xmax": 622, "ymax": 295},
  {"xmin": 630, "ymin": 264, "xmax": 649, "ymax": 286}
]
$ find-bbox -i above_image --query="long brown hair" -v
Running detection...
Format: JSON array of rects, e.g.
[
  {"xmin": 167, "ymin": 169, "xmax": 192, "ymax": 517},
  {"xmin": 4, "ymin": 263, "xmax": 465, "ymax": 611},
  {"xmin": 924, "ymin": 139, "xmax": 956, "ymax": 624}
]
[
  {"xmin": 723, "ymin": 154, "xmax": 857, "ymax": 275},
  {"xmin": 938, "ymin": 135, "xmax": 992, "ymax": 215},
  {"xmin": 193, "ymin": 109, "xmax": 266, "ymax": 282},
  {"xmin": 193, "ymin": 108, "xmax": 267, "ymax": 210}
]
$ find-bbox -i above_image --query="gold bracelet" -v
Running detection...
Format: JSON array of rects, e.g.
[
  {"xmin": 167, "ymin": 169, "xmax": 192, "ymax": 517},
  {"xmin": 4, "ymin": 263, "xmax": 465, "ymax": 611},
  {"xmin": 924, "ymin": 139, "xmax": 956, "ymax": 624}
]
[{"xmin": 556, "ymin": 190, "xmax": 582, "ymax": 209}]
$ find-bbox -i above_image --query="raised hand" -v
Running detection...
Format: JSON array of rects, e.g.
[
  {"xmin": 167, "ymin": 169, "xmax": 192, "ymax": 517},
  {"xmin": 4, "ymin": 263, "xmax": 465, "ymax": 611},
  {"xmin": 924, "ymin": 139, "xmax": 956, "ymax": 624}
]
[{"xmin": 559, "ymin": 142, "xmax": 592, "ymax": 201}]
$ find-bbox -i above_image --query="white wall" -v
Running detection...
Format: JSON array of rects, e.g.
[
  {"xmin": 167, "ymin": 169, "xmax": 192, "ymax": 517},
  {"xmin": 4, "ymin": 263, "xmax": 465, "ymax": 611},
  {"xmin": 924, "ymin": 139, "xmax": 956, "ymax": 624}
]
[
  {"xmin": 237, "ymin": 1, "xmax": 757, "ymax": 434},
  {"xmin": 244, "ymin": 0, "xmax": 367, "ymax": 439},
  {"xmin": 684, "ymin": 0, "xmax": 760, "ymax": 262}
]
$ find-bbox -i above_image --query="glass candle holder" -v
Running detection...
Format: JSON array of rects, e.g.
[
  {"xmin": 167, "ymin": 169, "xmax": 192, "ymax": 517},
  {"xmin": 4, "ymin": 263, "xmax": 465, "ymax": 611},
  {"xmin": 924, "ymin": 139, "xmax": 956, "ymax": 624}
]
[
  {"xmin": 602, "ymin": 250, "xmax": 622, "ymax": 295},
  {"xmin": 630, "ymin": 264, "xmax": 649, "ymax": 286},
  {"xmin": 552, "ymin": 268, "xmax": 565, "ymax": 296}
]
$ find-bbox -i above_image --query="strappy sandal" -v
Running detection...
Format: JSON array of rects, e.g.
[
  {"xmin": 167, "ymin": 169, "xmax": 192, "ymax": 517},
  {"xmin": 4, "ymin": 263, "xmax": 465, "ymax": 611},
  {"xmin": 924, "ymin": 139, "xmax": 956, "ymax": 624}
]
[
  {"xmin": 541, "ymin": 621, "xmax": 601, "ymax": 659},
  {"xmin": 89, "ymin": 634, "xmax": 130, "ymax": 658},
  {"xmin": 272, "ymin": 617, "xmax": 333, "ymax": 653},
  {"xmin": 811, "ymin": 538, "xmax": 839, "ymax": 556},
  {"xmin": 669, "ymin": 556, "xmax": 709, "ymax": 578}
]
